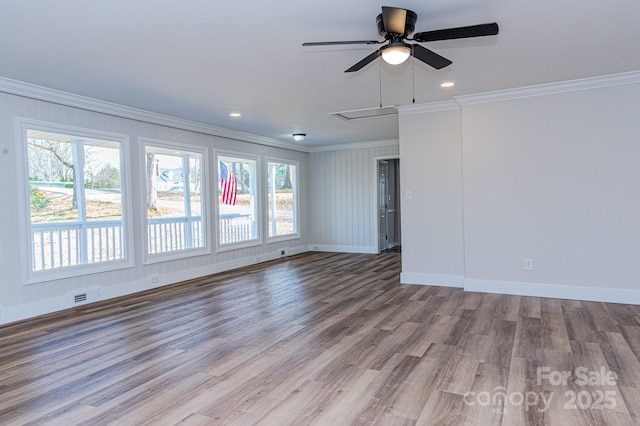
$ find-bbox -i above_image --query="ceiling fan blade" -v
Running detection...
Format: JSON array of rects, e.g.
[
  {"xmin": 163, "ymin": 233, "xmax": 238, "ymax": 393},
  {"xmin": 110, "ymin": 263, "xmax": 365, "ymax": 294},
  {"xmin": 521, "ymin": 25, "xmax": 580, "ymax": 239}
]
[
  {"xmin": 345, "ymin": 50, "xmax": 380, "ymax": 73},
  {"xmin": 411, "ymin": 44, "xmax": 452, "ymax": 69},
  {"xmin": 303, "ymin": 40, "xmax": 381, "ymax": 46},
  {"xmin": 381, "ymin": 6, "xmax": 407, "ymax": 34},
  {"xmin": 414, "ymin": 23, "xmax": 499, "ymax": 42}
]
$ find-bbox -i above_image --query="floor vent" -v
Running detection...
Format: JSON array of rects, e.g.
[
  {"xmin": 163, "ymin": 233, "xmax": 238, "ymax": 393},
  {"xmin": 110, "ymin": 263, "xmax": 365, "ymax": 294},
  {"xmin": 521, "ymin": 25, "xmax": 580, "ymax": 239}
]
[{"xmin": 74, "ymin": 293, "xmax": 88, "ymax": 304}]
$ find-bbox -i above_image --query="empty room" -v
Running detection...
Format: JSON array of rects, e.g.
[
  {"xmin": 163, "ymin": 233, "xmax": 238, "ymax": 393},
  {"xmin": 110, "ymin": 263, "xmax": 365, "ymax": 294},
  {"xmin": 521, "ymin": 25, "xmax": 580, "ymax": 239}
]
[{"xmin": 2, "ymin": 1, "xmax": 640, "ymax": 425}]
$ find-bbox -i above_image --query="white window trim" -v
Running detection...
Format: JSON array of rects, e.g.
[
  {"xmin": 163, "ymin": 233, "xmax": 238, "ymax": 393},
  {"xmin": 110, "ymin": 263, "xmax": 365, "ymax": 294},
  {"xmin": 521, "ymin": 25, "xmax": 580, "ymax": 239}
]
[
  {"xmin": 15, "ymin": 117, "xmax": 135, "ymax": 284},
  {"xmin": 214, "ymin": 150, "xmax": 262, "ymax": 252},
  {"xmin": 265, "ymin": 157, "xmax": 300, "ymax": 243},
  {"xmin": 140, "ymin": 137, "xmax": 211, "ymax": 265}
]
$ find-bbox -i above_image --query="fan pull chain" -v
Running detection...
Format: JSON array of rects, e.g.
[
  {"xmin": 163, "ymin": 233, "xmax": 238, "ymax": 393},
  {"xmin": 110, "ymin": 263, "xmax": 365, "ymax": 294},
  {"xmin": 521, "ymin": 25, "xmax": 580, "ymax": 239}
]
[
  {"xmin": 412, "ymin": 46, "xmax": 416, "ymax": 104},
  {"xmin": 379, "ymin": 58, "xmax": 383, "ymax": 108}
]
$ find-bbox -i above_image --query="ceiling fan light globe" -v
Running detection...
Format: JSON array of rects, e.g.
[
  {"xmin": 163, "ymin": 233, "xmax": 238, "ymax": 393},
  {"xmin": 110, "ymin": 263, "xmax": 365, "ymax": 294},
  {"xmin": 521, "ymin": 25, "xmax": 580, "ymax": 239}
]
[{"xmin": 381, "ymin": 44, "xmax": 411, "ymax": 65}]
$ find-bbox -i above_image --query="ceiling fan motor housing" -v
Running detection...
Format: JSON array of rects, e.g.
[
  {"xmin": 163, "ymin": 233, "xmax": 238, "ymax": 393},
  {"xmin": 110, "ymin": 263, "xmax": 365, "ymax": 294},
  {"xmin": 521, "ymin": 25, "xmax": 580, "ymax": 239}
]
[
  {"xmin": 376, "ymin": 8, "xmax": 417, "ymax": 37},
  {"xmin": 302, "ymin": 6, "xmax": 498, "ymax": 72}
]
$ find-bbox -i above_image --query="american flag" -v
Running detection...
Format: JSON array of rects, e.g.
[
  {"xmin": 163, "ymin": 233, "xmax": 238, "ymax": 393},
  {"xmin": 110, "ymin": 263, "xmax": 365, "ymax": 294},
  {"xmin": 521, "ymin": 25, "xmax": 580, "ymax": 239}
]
[{"xmin": 219, "ymin": 161, "xmax": 237, "ymax": 205}]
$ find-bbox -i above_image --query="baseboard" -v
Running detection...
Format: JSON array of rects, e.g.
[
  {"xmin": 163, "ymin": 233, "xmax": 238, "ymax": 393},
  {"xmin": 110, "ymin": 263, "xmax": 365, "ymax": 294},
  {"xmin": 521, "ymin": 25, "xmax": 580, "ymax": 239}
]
[
  {"xmin": 464, "ymin": 279, "xmax": 640, "ymax": 305},
  {"xmin": 400, "ymin": 272, "xmax": 465, "ymax": 288},
  {"xmin": 1, "ymin": 292, "xmax": 82, "ymax": 326},
  {"xmin": 0, "ymin": 247, "xmax": 310, "ymax": 326},
  {"xmin": 310, "ymin": 244, "xmax": 378, "ymax": 254},
  {"xmin": 8, "ymin": 253, "xmax": 639, "ymax": 326}
]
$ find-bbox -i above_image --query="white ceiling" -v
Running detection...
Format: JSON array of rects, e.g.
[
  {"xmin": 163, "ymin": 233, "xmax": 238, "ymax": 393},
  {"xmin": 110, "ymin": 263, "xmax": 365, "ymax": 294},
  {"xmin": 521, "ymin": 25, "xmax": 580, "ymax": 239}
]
[{"xmin": 1, "ymin": 1, "xmax": 639, "ymax": 147}]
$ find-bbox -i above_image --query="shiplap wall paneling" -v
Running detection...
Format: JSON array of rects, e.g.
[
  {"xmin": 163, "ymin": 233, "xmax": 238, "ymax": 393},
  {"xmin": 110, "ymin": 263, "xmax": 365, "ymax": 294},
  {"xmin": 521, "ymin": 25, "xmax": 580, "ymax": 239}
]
[{"xmin": 309, "ymin": 144, "xmax": 399, "ymax": 253}]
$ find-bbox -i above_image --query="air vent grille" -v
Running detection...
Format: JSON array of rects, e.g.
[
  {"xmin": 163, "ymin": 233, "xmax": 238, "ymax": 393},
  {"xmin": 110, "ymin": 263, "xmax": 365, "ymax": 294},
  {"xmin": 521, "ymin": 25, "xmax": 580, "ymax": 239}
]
[{"xmin": 74, "ymin": 293, "xmax": 88, "ymax": 304}]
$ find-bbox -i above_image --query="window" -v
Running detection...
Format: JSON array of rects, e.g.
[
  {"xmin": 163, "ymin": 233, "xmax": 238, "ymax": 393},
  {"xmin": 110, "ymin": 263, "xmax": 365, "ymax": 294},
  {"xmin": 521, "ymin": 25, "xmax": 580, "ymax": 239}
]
[
  {"xmin": 20, "ymin": 121, "xmax": 131, "ymax": 281},
  {"xmin": 144, "ymin": 142, "xmax": 207, "ymax": 258},
  {"xmin": 267, "ymin": 160, "xmax": 298, "ymax": 239},
  {"xmin": 217, "ymin": 153, "xmax": 259, "ymax": 247}
]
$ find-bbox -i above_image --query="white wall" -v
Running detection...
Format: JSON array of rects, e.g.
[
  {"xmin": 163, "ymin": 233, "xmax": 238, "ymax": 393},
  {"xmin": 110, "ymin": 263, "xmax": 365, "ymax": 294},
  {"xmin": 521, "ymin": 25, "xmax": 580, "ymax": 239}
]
[
  {"xmin": 0, "ymin": 88, "xmax": 310, "ymax": 325},
  {"xmin": 309, "ymin": 143, "xmax": 399, "ymax": 253},
  {"xmin": 462, "ymin": 83, "xmax": 640, "ymax": 299},
  {"xmin": 398, "ymin": 104, "xmax": 465, "ymax": 287},
  {"xmin": 399, "ymin": 74, "xmax": 640, "ymax": 304}
]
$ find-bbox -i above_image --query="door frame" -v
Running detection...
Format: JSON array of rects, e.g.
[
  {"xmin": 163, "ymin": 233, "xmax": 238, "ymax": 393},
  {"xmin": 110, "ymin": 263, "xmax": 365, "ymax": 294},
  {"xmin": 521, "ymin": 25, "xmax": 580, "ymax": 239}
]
[{"xmin": 373, "ymin": 155, "xmax": 400, "ymax": 252}]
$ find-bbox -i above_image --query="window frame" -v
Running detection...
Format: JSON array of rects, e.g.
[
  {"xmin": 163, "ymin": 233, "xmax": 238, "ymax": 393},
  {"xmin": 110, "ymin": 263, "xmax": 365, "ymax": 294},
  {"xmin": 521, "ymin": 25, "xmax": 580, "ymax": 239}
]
[
  {"xmin": 265, "ymin": 157, "xmax": 300, "ymax": 243},
  {"xmin": 15, "ymin": 117, "xmax": 134, "ymax": 284},
  {"xmin": 214, "ymin": 150, "xmax": 262, "ymax": 252},
  {"xmin": 140, "ymin": 137, "xmax": 211, "ymax": 265}
]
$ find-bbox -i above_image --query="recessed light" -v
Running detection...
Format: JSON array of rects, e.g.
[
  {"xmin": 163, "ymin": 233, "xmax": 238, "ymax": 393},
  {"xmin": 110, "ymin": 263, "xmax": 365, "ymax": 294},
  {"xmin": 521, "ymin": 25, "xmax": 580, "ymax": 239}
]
[
  {"xmin": 440, "ymin": 81, "xmax": 455, "ymax": 88},
  {"xmin": 229, "ymin": 112, "xmax": 242, "ymax": 117}
]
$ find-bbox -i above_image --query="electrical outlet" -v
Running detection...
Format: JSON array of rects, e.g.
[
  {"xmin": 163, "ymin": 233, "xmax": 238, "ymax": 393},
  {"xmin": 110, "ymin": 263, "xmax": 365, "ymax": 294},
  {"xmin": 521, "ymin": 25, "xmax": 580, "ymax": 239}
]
[
  {"xmin": 524, "ymin": 259, "xmax": 533, "ymax": 271},
  {"xmin": 150, "ymin": 274, "xmax": 160, "ymax": 284}
]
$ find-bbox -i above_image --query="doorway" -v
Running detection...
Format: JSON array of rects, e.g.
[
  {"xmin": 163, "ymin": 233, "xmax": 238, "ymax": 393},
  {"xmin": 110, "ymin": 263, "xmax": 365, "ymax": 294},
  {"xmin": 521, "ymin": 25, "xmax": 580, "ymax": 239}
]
[{"xmin": 378, "ymin": 159, "xmax": 401, "ymax": 252}]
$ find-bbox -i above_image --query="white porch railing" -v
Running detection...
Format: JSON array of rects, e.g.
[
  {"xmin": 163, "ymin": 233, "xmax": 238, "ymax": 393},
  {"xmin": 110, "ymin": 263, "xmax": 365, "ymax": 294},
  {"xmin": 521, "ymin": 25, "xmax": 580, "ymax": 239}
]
[
  {"xmin": 219, "ymin": 213, "xmax": 254, "ymax": 244},
  {"xmin": 31, "ymin": 214, "xmax": 255, "ymax": 271},
  {"xmin": 31, "ymin": 220, "xmax": 124, "ymax": 271},
  {"xmin": 147, "ymin": 216, "xmax": 203, "ymax": 254}
]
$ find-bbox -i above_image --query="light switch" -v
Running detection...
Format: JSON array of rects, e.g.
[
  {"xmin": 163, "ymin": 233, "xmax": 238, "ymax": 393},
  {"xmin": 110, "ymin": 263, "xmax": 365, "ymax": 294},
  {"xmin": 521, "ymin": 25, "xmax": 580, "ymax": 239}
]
[{"xmin": 406, "ymin": 189, "xmax": 413, "ymax": 200}]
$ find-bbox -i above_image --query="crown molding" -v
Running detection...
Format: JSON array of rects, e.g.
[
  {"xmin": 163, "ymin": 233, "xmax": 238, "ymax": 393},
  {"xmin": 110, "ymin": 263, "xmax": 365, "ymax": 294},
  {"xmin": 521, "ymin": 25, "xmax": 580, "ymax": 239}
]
[
  {"xmin": 455, "ymin": 70, "xmax": 640, "ymax": 106},
  {"xmin": 397, "ymin": 101, "xmax": 460, "ymax": 115},
  {"xmin": 6, "ymin": 70, "xmax": 638, "ymax": 154},
  {"xmin": 0, "ymin": 76, "xmax": 310, "ymax": 153},
  {"xmin": 309, "ymin": 138, "xmax": 399, "ymax": 153}
]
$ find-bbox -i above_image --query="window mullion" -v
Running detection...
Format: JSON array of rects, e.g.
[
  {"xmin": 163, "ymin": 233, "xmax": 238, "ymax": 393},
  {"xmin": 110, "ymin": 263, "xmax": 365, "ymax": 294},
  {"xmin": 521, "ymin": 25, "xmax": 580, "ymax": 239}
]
[
  {"xmin": 291, "ymin": 167, "xmax": 297, "ymax": 233},
  {"xmin": 248, "ymin": 165, "xmax": 257, "ymax": 239},
  {"xmin": 72, "ymin": 139, "xmax": 88, "ymax": 264},
  {"xmin": 269, "ymin": 164, "xmax": 277, "ymax": 237},
  {"xmin": 182, "ymin": 153, "xmax": 193, "ymax": 248}
]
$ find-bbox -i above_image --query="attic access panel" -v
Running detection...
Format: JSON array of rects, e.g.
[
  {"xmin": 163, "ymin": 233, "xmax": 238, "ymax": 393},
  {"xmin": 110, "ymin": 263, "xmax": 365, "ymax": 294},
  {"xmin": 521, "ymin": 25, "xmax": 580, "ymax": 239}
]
[{"xmin": 331, "ymin": 106, "xmax": 398, "ymax": 120}]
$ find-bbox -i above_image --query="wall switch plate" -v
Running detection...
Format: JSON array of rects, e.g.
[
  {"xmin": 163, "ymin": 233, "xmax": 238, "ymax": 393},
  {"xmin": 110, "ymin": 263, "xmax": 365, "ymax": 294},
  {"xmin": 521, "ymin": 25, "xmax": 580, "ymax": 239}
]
[{"xmin": 406, "ymin": 189, "xmax": 413, "ymax": 200}]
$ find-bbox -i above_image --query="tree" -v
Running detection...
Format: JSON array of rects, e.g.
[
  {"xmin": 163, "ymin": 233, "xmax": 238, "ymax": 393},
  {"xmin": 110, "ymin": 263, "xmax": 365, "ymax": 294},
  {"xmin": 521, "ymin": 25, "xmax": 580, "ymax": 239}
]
[
  {"xmin": 280, "ymin": 164, "xmax": 292, "ymax": 190},
  {"xmin": 233, "ymin": 162, "xmax": 248, "ymax": 194},
  {"xmin": 28, "ymin": 139, "xmax": 77, "ymax": 208},
  {"xmin": 28, "ymin": 143, "xmax": 70, "ymax": 182},
  {"xmin": 189, "ymin": 157, "xmax": 201, "ymax": 194},
  {"xmin": 90, "ymin": 165, "xmax": 121, "ymax": 189}
]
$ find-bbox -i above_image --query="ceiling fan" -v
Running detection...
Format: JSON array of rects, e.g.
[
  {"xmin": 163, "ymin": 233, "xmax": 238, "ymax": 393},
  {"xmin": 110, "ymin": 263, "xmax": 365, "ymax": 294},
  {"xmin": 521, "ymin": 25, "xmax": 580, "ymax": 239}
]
[{"xmin": 303, "ymin": 6, "xmax": 499, "ymax": 72}]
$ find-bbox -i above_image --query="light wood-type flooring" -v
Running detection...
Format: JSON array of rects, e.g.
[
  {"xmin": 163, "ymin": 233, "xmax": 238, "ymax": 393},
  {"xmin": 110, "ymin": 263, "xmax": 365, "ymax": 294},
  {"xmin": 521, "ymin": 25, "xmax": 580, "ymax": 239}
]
[{"xmin": 2, "ymin": 252, "xmax": 640, "ymax": 425}]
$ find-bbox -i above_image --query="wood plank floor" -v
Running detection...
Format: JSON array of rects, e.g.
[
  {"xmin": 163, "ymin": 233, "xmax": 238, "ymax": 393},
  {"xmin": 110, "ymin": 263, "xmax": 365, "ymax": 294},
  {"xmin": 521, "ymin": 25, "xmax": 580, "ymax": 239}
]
[{"xmin": 2, "ymin": 252, "xmax": 640, "ymax": 425}]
